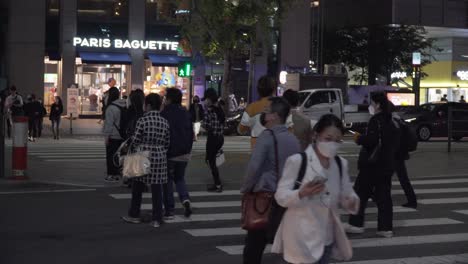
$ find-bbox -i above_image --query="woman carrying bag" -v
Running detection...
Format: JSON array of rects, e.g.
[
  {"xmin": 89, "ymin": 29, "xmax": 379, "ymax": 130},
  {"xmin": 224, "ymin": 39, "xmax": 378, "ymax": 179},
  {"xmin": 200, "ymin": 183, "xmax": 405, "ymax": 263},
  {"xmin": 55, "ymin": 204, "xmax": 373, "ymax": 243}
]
[
  {"xmin": 272, "ymin": 114, "xmax": 359, "ymax": 264},
  {"xmin": 121, "ymin": 93, "xmax": 170, "ymax": 228}
]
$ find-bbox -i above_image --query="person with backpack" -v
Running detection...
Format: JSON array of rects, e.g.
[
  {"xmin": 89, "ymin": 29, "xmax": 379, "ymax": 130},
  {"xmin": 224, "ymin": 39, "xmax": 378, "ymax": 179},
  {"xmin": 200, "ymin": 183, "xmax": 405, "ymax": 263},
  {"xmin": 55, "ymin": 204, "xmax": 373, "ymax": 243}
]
[
  {"xmin": 103, "ymin": 87, "xmax": 127, "ymax": 182},
  {"xmin": 272, "ymin": 114, "xmax": 359, "ymax": 264},
  {"xmin": 345, "ymin": 92, "xmax": 401, "ymax": 238},
  {"xmin": 240, "ymin": 97, "xmax": 301, "ymax": 264},
  {"xmin": 23, "ymin": 94, "xmax": 43, "ymax": 142},
  {"xmin": 391, "ymin": 103, "xmax": 418, "ymax": 209},
  {"xmin": 161, "ymin": 88, "xmax": 194, "ymax": 220}
]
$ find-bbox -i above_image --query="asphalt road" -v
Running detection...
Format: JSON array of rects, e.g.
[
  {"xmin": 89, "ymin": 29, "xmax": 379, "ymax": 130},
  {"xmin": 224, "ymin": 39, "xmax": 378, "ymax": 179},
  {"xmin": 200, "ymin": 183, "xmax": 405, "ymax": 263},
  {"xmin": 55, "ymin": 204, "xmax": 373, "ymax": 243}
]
[{"xmin": 1, "ymin": 136, "xmax": 468, "ymax": 264}]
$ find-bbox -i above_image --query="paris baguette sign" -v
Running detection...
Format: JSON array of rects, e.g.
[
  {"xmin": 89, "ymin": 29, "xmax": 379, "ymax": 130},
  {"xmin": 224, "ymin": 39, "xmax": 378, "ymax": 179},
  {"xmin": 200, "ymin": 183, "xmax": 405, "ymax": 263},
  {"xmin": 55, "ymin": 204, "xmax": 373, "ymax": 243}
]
[{"xmin": 73, "ymin": 37, "xmax": 179, "ymax": 51}]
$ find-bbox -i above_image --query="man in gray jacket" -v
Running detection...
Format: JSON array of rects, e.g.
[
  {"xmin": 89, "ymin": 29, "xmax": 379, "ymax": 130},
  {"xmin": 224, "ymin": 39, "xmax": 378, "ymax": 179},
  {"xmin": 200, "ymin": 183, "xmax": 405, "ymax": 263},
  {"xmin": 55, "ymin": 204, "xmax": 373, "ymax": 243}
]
[
  {"xmin": 103, "ymin": 87, "xmax": 126, "ymax": 182},
  {"xmin": 241, "ymin": 97, "xmax": 301, "ymax": 264}
]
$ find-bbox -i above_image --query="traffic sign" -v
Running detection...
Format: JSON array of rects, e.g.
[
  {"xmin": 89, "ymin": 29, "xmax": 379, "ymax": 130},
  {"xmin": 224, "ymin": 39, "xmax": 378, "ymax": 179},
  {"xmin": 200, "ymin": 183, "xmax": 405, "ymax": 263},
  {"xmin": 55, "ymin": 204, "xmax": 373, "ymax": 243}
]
[{"xmin": 178, "ymin": 62, "xmax": 192, "ymax": 77}]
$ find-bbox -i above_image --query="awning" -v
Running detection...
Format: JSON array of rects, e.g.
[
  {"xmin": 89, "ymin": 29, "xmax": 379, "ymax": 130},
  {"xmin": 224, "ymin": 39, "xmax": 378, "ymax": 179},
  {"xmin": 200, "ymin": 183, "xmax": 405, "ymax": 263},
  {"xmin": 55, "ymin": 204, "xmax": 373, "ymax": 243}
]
[
  {"xmin": 147, "ymin": 54, "xmax": 189, "ymax": 66},
  {"xmin": 79, "ymin": 52, "xmax": 132, "ymax": 64}
]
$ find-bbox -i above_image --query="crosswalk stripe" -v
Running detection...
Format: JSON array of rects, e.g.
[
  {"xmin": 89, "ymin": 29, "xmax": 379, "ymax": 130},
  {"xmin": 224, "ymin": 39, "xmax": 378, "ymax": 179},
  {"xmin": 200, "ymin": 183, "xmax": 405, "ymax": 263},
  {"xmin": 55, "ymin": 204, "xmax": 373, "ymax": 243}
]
[
  {"xmin": 45, "ymin": 159, "xmax": 106, "ymax": 162},
  {"xmin": 109, "ymin": 186, "xmax": 468, "ymax": 200},
  {"xmin": 183, "ymin": 218, "xmax": 463, "ymax": 237},
  {"xmin": 393, "ymin": 178, "xmax": 468, "ymax": 185},
  {"xmin": 141, "ymin": 204, "xmax": 416, "ymax": 213},
  {"xmin": 419, "ymin": 197, "xmax": 468, "ymax": 204},
  {"xmin": 454, "ymin": 210, "xmax": 468, "ymax": 215},
  {"xmin": 39, "ymin": 155, "xmax": 105, "ymax": 158},
  {"xmin": 216, "ymin": 233, "xmax": 468, "ymax": 255},
  {"xmin": 341, "ymin": 253, "xmax": 468, "ymax": 264}
]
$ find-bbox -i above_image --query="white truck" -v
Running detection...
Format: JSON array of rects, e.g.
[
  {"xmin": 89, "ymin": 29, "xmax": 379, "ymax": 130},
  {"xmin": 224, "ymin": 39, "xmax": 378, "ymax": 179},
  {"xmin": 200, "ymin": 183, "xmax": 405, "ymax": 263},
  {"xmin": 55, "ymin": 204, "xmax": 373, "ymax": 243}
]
[{"xmin": 298, "ymin": 88, "xmax": 370, "ymax": 129}]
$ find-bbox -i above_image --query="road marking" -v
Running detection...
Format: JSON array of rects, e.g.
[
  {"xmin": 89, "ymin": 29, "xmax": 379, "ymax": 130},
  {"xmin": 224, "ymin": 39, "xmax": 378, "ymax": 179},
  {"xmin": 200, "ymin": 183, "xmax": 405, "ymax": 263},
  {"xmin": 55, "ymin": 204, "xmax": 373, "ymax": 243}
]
[
  {"xmin": 216, "ymin": 233, "xmax": 468, "ymax": 255},
  {"xmin": 44, "ymin": 159, "xmax": 106, "ymax": 162},
  {"xmin": 140, "ymin": 205, "xmax": 415, "ymax": 214},
  {"xmin": 393, "ymin": 178, "xmax": 468, "ymax": 185},
  {"xmin": 0, "ymin": 188, "xmax": 96, "ymax": 194},
  {"xmin": 110, "ymin": 190, "xmax": 241, "ymax": 199},
  {"xmin": 341, "ymin": 253, "xmax": 468, "ymax": 264},
  {"xmin": 419, "ymin": 197, "xmax": 468, "ymax": 204},
  {"xmin": 37, "ymin": 155, "xmax": 105, "ymax": 158},
  {"xmin": 454, "ymin": 210, "xmax": 468, "ymax": 215},
  {"xmin": 110, "ymin": 186, "xmax": 468, "ymax": 200},
  {"xmin": 183, "ymin": 218, "xmax": 462, "ymax": 237}
]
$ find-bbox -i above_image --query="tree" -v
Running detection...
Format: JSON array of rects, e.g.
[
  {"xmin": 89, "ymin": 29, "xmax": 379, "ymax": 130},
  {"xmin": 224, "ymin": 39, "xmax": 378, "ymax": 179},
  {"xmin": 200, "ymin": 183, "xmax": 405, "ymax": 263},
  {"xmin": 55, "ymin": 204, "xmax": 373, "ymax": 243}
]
[
  {"xmin": 171, "ymin": 0, "xmax": 293, "ymax": 109},
  {"xmin": 325, "ymin": 25, "xmax": 440, "ymax": 85}
]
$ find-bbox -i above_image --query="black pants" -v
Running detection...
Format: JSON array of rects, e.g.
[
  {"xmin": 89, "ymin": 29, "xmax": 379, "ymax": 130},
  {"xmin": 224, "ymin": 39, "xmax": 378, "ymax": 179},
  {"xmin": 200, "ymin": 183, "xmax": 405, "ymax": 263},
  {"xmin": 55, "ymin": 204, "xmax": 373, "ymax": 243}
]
[
  {"xmin": 38, "ymin": 117, "xmax": 43, "ymax": 137},
  {"xmin": 349, "ymin": 168, "xmax": 394, "ymax": 231},
  {"xmin": 206, "ymin": 134, "xmax": 224, "ymax": 186},
  {"xmin": 106, "ymin": 138, "xmax": 124, "ymax": 176},
  {"xmin": 28, "ymin": 117, "xmax": 39, "ymax": 138},
  {"xmin": 243, "ymin": 229, "xmax": 268, "ymax": 264},
  {"xmin": 395, "ymin": 159, "xmax": 417, "ymax": 205},
  {"xmin": 129, "ymin": 181, "xmax": 163, "ymax": 222}
]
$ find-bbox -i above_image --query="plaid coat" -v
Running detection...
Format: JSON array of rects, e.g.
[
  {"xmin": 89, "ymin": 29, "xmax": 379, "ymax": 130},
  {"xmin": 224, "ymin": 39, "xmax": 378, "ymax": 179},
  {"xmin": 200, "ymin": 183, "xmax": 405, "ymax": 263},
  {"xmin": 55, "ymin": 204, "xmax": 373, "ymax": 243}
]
[{"xmin": 131, "ymin": 111, "xmax": 170, "ymax": 184}]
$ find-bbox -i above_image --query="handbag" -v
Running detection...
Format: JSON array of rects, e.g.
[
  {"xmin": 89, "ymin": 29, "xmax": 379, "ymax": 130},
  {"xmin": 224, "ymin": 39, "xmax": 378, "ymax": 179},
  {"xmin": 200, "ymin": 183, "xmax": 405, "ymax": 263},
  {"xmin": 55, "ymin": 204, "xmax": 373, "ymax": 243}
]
[
  {"xmin": 368, "ymin": 121, "xmax": 382, "ymax": 163},
  {"xmin": 241, "ymin": 129, "xmax": 279, "ymax": 231},
  {"xmin": 117, "ymin": 138, "xmax": 151, "ymax": 178},
  {"xmin": 216, "ymin": 149, "xmax": 225, "ymax": 167}
]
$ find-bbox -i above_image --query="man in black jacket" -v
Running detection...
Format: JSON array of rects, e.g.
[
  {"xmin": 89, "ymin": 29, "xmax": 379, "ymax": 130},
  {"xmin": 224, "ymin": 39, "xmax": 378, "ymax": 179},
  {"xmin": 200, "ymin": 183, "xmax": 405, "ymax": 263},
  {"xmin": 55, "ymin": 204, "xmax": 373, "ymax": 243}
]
[
  {"xmin": 189, "ymin": 95, "xmax": 204, "ymax": 141},
  {"xmin": 161, "ymin": 88, "xmax": 194, "ymax": 219}
]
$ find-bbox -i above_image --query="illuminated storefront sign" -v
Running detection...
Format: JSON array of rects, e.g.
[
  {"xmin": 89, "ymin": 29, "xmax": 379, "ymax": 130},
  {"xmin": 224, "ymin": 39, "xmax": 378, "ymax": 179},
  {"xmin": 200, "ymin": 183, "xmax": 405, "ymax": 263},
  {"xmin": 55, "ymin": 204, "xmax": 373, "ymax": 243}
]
[
  {"xmin": 391, "ymin": 72, "xmax": 407, "ymax": 79},
  {"xmin": 73, "ymin": 37, "xmax": 179, "ymax": 51},
  {"xmin": 456, "ymin": 71, "xmax": 468, "ymax": 81}
]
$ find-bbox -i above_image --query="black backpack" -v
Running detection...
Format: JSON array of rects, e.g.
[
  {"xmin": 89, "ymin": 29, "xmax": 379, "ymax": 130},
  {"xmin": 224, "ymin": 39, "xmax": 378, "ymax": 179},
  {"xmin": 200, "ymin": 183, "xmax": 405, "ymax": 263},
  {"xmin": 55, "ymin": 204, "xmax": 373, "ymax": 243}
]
[
  {"xmin": 112, "ymin": 104, "xmax": 130, "ymax": 139},
  {"xmin": 395, "ymin": 118, "xmax": 418, "ymax": 153}
]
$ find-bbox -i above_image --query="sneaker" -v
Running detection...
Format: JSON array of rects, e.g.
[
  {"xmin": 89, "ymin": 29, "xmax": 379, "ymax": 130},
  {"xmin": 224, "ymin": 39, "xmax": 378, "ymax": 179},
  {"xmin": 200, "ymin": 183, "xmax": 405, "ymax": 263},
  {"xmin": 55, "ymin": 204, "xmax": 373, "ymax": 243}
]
[
  {"xmin": 121, "ymin": 216, "xmax": 141, "ymax": 224},
  {"xmin": 343, "ymin": 223, "xmax": 365, "ymax": 234},
  {"xmin": 183, "ymin": 200, "xmax": 193, "ymax": 218},
  {"xmin": 207, "ymin": 184, "xmax": 223, "ymax": 193},
  {"xmin": 105, "ymin": 175, "xmax": 119, "ymax": 182},
  {"xmin": 376, "ymin": 230, "xmax": 394, "ymax": 238},
  {"xmin": 402, "ymin": 202, "xmax": 417, "ymax": 209},
  {"xmin": 151, "ymin": 221, "xmax": 162, "ymax": 228},
  {"xmin": 164, "ymin": 213, "xmax": 175, "ymax": 221}
]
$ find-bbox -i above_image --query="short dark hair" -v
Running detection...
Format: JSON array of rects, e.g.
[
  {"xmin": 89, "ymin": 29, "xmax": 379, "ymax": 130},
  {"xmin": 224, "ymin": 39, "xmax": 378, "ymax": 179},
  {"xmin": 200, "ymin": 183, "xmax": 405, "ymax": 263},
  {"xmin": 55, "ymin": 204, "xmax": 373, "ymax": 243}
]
[
  {"xmin": 145, "ymin": 93, "xmax": 162, "ymax": 111},
  {"xmin": 282, "ymin": 89, "xmax": 299, "ymax": 107},
  {"xmin": 108, "ymin": 87, "xmax": 120, "ymax": 104},
  {"xmin": 313, "ymin": 114, "xmax": 345, "ymax": 135},
  {"xmin": 370, "ymin": 92, "xmax": 391, "ymax": 114},
  {"xmin": 269, "ymin": 97, "xmax": 290, "ymax": 124},
  {"xmin": 10, "ymin": 85, "xmax": 16, "ymax": 91},
  {"xmin": 257, "ymin": 76, "xmax": 276, "ymax": 98},
  {"xmin": 165, "ymin": 88, "xmax": 182, "ymax": 105}
]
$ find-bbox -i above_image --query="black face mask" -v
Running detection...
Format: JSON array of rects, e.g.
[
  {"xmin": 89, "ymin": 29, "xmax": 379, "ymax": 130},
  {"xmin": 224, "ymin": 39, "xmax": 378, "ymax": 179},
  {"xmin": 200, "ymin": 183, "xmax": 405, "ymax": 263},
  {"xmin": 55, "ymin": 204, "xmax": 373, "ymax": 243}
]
[{"xmin": 260, "ymin": 112, "xmax": 267, "ymax": 127}]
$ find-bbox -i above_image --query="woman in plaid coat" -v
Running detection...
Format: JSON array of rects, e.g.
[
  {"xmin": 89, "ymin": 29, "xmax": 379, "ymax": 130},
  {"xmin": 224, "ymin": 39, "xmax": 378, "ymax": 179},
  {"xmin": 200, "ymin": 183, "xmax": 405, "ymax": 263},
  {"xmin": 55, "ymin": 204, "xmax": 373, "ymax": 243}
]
[{"xmin": 122, "ymin": 93, "xmax": 170, "ymax": 228}]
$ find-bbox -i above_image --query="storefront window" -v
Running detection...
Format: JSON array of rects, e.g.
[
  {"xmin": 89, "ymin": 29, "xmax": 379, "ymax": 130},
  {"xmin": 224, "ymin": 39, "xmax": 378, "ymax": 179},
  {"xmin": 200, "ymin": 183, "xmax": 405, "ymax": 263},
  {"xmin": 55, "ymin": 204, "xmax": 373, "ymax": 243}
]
[
  {"xmin": 427, "ymin": 87, "xmax": 468, "ymax": 103},
  {"xmin": 75, "ymin": 64, "xmax": 129, "ymax": 115},
  {"xmin": 144, "ymin": 60, "xmax": 190, "ymax": 107},
  {"xmin": 44, "ymin": 57, "xmax": 59, "ymax": 113}
]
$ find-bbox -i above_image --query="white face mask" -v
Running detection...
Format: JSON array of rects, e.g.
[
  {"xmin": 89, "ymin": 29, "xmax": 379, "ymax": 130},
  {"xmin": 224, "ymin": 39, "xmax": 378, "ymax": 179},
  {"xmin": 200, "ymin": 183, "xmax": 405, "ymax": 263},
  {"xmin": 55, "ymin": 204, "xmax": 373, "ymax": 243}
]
[
  {"xmin": 317, "ymin": 141, "xmax": 341, "ymax": 158},
  {"xmin": 368, "ymin": 105, "xmax": 375, "ymax": 116}
]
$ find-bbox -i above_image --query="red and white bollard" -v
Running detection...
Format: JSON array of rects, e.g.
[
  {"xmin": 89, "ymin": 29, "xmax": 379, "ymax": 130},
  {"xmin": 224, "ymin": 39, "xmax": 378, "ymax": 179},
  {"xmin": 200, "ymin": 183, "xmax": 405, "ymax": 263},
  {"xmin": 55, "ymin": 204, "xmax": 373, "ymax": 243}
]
[{"xmin": 11, "ymin": 116, "xmax": 28, "ymax": 180}]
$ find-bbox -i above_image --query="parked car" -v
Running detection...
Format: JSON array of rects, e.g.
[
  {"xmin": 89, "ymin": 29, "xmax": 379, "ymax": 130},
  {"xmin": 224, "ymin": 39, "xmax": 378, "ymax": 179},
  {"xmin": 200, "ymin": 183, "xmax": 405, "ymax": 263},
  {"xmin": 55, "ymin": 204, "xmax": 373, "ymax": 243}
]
[{"xmin": 401, "ymin": 102, "xmax": 468, "ymax": 141}]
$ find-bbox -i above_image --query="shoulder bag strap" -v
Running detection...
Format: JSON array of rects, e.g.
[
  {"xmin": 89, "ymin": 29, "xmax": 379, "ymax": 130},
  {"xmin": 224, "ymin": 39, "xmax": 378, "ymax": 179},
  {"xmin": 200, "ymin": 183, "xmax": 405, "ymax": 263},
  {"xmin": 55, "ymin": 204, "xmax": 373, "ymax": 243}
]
[
  {"xmin": 334, "ymin": 156, "xmax": 343, "ymax": 180},
  {"xmin": 293, "ymin": 152, "xmax": 308, "ymax": 190},
  {"xmin": 267, "ymin": 129, "xmax": 279, "ymax": 178}
]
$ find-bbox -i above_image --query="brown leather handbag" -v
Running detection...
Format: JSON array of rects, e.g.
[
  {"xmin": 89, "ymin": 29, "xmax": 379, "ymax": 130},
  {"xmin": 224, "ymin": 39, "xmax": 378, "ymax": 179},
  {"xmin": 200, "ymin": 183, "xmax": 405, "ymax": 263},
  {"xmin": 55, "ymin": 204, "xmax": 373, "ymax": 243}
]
[{"xmin": 241, "ymin": 130, "xmax": 278, "ymax": 231}]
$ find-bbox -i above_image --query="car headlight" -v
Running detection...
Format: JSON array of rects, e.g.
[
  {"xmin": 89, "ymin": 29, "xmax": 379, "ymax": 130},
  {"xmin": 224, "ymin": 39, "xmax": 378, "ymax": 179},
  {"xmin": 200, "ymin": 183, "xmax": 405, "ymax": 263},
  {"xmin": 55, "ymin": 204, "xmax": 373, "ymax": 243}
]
[{"xmin": 405, "ymin": 118, "xmax": 417, "ymax": 122}]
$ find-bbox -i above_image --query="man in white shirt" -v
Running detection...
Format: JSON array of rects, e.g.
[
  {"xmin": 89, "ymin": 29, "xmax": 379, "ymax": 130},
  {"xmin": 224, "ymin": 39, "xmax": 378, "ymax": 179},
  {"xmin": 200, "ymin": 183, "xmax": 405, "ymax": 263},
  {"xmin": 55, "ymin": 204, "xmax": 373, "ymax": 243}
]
[{"xmin": 4, "ymin": 86, "xmax": 24, "ymax": 138}]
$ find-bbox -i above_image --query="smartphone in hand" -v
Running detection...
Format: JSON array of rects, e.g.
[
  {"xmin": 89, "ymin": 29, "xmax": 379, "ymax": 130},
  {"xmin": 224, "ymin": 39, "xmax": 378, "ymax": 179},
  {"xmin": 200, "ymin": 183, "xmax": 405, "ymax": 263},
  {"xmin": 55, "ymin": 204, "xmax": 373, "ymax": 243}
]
[{"xmin": 309, "ymin": 177, "xmax": 328, "ymax": 185}]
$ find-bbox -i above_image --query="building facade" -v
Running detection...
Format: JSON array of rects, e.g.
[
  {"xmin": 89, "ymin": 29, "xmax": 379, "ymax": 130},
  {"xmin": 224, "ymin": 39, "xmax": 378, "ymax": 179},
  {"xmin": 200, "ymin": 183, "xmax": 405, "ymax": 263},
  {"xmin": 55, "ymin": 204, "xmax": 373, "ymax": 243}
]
[
  {"xmin": 323, "ymin": 0, "xmax": 468, "ymax": 104},
  {"xmin": 6, "ymin": 0, "xmax": 194, "ymax": 117}
]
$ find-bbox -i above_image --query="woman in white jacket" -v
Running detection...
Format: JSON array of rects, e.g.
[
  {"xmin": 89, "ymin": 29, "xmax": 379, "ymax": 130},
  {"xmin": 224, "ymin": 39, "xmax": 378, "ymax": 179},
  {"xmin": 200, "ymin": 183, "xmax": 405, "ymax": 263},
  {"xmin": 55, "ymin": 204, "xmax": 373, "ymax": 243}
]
[{"xmin": 272, "ymin": 114, "xmax": 360, "ymax": 264}]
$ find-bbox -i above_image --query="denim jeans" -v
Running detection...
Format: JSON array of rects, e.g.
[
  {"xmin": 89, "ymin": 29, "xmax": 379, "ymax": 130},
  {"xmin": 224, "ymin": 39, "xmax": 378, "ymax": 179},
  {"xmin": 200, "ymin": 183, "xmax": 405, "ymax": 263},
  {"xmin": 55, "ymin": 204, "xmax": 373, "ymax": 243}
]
[{"xmin": 163, "ymin": 160, "xmax": 190, "ymax": 214}]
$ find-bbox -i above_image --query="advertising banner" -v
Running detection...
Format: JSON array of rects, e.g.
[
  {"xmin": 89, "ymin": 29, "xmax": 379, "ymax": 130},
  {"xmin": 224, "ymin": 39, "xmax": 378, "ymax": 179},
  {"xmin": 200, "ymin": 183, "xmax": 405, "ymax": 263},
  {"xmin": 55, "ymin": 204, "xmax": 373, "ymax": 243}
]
[{"xmin": 67, "ymin": 88, "xmax": 79, "ymax": 116}]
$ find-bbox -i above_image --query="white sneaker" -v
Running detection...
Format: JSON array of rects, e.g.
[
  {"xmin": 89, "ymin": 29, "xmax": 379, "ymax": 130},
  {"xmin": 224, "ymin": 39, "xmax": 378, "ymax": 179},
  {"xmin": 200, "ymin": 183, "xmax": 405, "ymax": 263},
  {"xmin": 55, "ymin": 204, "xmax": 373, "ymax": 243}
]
[
  {"xmin": 121, "ymin": 216, "xmax": 141, "ymax": 224},
  {"xmin": 376, "ymin": 230, "xmax": 393, "ymax": 238},
  {"xmin": 151, "ymin": 221, "xmax": 162, "ymax": 228},
  {"xmin": 343, "ymin": 223, "xmax": 365, "ymax": 234}
]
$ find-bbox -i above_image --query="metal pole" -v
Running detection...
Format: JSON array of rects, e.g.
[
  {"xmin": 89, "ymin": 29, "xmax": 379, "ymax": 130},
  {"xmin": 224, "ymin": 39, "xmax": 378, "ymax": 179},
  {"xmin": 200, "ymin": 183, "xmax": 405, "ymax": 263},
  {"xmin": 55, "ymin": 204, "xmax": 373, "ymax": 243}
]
[
  {"xmin": 69, "ymin": 113, "xmax": 73, "ymax": 135},
  {"xmin": 448, "ymin": 105, "xmax": 452, "ymax": 153},
  {"xmin": 0, "ymin": 111, "xmax": 5, "ymax": 178}
]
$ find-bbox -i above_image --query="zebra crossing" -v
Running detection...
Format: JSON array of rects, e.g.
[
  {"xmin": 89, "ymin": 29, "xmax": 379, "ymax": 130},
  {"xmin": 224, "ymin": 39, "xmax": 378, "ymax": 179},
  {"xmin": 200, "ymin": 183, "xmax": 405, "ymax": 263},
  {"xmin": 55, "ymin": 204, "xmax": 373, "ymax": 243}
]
[
  {"xmin": 108, "ymin": 175, "xmax": 468, "ymax": 263},
  {"xmin": 26, "ymin": 139, "xmax": 358, "ymax": 162}
]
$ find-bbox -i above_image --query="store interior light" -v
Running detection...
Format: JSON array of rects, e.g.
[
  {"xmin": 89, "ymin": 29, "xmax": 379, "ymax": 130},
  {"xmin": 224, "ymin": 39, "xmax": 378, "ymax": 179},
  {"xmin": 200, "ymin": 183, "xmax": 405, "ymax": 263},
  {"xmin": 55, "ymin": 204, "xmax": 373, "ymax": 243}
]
[{"xmin": 75, "ymin": 57, "xmax": 82, "ymax": 65}]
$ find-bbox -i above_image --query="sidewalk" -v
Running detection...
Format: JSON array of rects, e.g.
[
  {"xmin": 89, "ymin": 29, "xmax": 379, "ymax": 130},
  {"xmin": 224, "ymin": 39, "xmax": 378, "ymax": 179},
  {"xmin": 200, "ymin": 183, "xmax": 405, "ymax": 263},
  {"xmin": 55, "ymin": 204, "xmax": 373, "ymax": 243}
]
[{"xmin": 41, "ymin": 117, "xmax": 103, "ymax": 137}]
